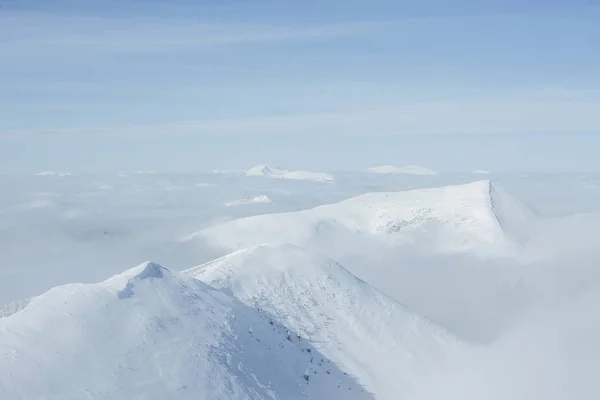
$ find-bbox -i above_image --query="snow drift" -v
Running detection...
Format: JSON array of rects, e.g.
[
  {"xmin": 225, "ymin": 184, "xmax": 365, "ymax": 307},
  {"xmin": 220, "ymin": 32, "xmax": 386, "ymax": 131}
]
[
  {"xmin": 184, "ymin": 181, "xmax": 538, "ymax": 256},
  {"xmin": 0, "ymin": 262, "xmax": 371, "ymax": 400},
  {"xmin": 185, "ymin": 243, "xmax": 463, "ymax": 400}
]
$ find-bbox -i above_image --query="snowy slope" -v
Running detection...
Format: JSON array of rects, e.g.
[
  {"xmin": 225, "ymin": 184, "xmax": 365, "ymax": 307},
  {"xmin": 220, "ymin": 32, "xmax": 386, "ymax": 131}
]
[
  {"xmin": 365, "ymin": 165, "xmax": 438, "ymax": 175},
  {"xmin": 185, "ymin": 243, "xmax": 463, "ymax": 400},
  {"xmin": 0, "ymin": 262, "xmax": 371, "ymax": 400},
  {"xmin": 244, "ymin": 165, "xmax": 334, "ymax": 183},
  {"xmin": 184, "ymin": 181, "xmax": 538, "ymax": 256}
]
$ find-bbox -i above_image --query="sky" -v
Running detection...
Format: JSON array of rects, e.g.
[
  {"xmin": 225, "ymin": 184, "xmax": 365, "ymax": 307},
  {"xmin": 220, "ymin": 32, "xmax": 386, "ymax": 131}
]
[{"xmin": 1, "ymin": 0, "xmax": 599, "ymax": 173}]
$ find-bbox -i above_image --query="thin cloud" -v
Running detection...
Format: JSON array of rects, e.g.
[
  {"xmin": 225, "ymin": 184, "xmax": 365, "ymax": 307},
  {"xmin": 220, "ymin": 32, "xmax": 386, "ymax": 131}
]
[
  {"xmin": 0, "ymin": 12, "xmax": 376, "ymax": 55},
  {"xmin": 3, "ymin": 96, "xmax": 600, "ymax": 139}
]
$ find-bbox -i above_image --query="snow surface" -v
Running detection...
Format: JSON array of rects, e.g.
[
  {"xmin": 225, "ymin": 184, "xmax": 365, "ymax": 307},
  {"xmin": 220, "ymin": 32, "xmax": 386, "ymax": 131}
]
[
  {"xmin": 365, "ymin": 165, "xmax": 438, "ymax": 176},
  {"xmin": 2, "ymin": 171, "xmax": 600, "ymax": 399},
  {"xmin": 244, "ymin": 165, "xmax": 334, "ymax": 183},
  {"xmin": 472, "ymin": 170, "xmax": 490, "ymax": 174},
  {"xmin": 0, "ymin": 262, "xmax": 372, "ymax": 400},
  {"xmin": 185, "ymin": 243, "xmax": 462, "ymax": 400},
  {"xmin": 225, "ymin": 195, "xmax": 273, "ymax": 207},
  {"xmin": 185, "ymin": 180, "xmax": 538, "ymax": 256}
]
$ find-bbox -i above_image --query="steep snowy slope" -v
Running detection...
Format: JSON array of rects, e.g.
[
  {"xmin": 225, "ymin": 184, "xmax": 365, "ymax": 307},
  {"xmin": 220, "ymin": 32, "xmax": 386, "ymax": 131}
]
[
  {"xmin": 0, "ymin": 262, "xmax": 371, "ymax": 400},
  {"xmin": 244, "ymin": 165, "xmax": 334, "ymax": 183},
  {"xmin": 184, "ymin": 181, "xmax": 538, "ymax": 256},
  {"xmin": 185, "ymin": 244, "xmax": 463, "ymax": 400},
  {"xmin": 365, "ymin": 165, "xmax": 438, "ymax": 175}
]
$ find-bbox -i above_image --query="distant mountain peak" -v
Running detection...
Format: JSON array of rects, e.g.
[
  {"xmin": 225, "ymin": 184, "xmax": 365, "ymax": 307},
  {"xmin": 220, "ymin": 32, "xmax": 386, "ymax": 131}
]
[
  {"xmin": 245, "ymin": 164, "xmax": 283, "ymax": 176},
  {"xmin": 185, "ymin": 180, "xmax": 538, "ymax": 257},
  {"xmin": 243, "ymin": 165, "xmax": 334, "ymax": 183}
]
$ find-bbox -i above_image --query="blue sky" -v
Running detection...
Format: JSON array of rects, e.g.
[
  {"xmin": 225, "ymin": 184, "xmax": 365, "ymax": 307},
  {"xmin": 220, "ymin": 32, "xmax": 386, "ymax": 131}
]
[{"xmin": 1, "ymin": 0, "xmax": 599, "ymax": 173}]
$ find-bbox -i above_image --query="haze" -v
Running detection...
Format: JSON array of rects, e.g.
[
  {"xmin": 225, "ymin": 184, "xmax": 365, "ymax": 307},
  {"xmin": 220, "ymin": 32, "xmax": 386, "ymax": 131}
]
[{"xmin": 1, "ymin": 1, "xmax": 599, "ymax": 399}]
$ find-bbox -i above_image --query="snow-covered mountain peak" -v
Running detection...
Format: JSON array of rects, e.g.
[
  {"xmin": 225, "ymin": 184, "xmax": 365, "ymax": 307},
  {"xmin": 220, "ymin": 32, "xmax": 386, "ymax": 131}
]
[
  {"xmin": 1, "ymin": 262, "xmax": 372, "ymax": 399},
  {"xmin": 186, "ymin": 180, "xmax": 538, "ymax": 257},
  {"xmin": 244, "ymin": 164, "xmax": 283, "ymax": 176},
  {"xmin": 243, "ymin": 165, "xmax": 334, "ymax": 182},
  {"xmin": 124, "ymin": 261, "xmax": 168, "ymax": 280},
  {"xmin": 186, "ymin": 243, "xmax": 462, "ymax": 399}
]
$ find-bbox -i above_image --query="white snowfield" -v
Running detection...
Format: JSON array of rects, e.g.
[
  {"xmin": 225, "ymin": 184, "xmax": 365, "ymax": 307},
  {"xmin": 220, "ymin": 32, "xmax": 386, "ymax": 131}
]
[
  {"xmin": 472, "ymin": 170, "xmax": 490, "ymax": 175},
  {"xmin": 185, "ymin": 180, "xmax": 538, "ymax": 256},
  {"xmin": 0, "ymin": 262, "xmax": 372, "ymax": 400},
  {"xmin": 225, "ymin": 195, "xmax": 273, "ymax": 207},
  {"xmin": 244, "ymin": 165, "xmax": 334, "ymax": 183},
  {"xmin": 185, "ymin": 243, "xmax": 462, "ymax": 400},
  {"xmin": 365, "ymin": 165, "xmax": 438, "ymax": 176}
]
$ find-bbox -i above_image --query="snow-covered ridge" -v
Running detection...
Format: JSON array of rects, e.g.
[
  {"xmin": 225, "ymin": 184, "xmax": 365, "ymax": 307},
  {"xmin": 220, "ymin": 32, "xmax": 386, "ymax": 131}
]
[
  {"xmin": 472, "ymin": 169, "xmax": 490, "ymax": 174},
  {"xmin": 225, "ymin": 195, "xmax": 272, "ymax": 207},
  {"xmin": 0, "ymin": 261, "xmax": 371, "ymax": 399},
  {"xmin": 185, "ymin": 243, "xmax": 462, "ymax": 400},
  {"xmin": 184, "ymin": 180, "xmax": 538, "ymax": 256},
  {"xmin": 245, "ymin": 165, "xmax": 334, "ymax": 182},
  {"xmin": 365, "ymin": 165, "xmax": 438, "ymax": 175}
]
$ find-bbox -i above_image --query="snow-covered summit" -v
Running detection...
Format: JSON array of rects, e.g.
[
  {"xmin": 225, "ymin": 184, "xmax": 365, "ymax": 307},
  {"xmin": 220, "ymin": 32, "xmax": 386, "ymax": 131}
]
[
  {"xmin": 244, "ymin": 164, "xmax": 334, "ymax": 183},
  {"xmin": 244, "ymin": 164, "xmax": 283, "ymax": 176},
  {"xmin": 184, "ymin": 181, "xmax": 538, "ymax": 256},
  {"xmin": 0, "ymin": 261, "xmax": 371, "ymax": 400},
  {"xmin": 186, "ymin": 243, "xmax": 462, "ymax": 399},
  {"xmin": 365, "ymin": 165, "xmax": 438, "ymax": 175},
  {"xmin": 210, "ymin": 165, "xmax": 333, "ymax": 182}
]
